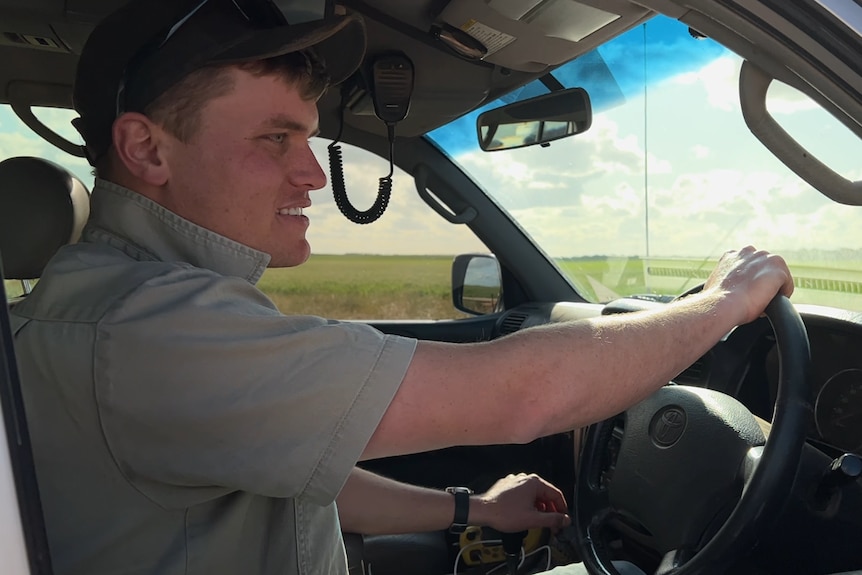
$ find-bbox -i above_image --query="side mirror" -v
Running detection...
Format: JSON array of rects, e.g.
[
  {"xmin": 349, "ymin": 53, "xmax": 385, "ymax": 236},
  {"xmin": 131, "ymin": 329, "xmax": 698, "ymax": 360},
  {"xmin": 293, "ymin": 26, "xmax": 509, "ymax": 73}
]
[
  {"xmin": 476, "ymin": 87, "xmax": 592, "ymax": 152},
  {"xmin": 452, "ymin": 254, "xmax": 502, "ymax": 315}
]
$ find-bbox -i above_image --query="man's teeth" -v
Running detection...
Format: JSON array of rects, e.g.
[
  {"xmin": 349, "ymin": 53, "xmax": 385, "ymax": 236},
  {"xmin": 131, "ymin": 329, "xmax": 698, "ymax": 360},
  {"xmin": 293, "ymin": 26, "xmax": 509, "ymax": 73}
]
[{"xmin": 277, "ymin": 207, "xmax": 303, "ymax": 216}]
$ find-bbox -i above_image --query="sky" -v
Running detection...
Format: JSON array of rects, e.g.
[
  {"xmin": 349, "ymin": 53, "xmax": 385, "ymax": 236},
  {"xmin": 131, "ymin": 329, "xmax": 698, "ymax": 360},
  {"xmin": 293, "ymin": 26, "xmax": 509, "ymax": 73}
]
[
  {"xmin": 428, "ymin": 23, "xmax": 862, "ymax": 262},
  {"xmin": 1, "ymin": 17, "xmax": 860, "ymax": 262}
]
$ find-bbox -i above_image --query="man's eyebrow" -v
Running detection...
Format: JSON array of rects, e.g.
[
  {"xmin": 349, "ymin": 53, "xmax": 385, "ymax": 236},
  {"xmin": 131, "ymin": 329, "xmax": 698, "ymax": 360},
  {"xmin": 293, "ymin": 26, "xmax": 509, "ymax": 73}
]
[{"xmin": 262, "ymin": 114, "xmax": 320, "ymax": 137}]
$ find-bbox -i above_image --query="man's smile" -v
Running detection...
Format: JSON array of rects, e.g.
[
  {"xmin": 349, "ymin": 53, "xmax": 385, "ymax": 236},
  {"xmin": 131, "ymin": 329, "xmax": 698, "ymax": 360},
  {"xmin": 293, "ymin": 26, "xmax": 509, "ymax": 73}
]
[{"xmin": 276, "ymin": 207, "xmax": 304, "ymax": 216}]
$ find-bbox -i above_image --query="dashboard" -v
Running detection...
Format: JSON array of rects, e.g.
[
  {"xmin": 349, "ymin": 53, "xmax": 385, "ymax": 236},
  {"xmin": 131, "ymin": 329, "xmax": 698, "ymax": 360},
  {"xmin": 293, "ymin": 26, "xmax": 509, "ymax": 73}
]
[{"xmin": 766, "ymin": 306, "xmax": 862, "ymax": 456}]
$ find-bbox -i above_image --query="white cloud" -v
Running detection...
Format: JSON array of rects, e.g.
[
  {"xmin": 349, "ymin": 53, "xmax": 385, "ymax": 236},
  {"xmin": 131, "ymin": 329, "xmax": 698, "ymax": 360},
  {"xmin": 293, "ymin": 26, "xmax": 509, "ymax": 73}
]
[
  {"xmin": 494, "ymin": 157, "xmax": 532, "ymax": 183},
  {"xmin": 693, "ymin": 144, "xmax": 710, "ymax": 159},
  {"xmin": 582, "ymin": 181, "xmax": 642, "ymax": 216},
  {"xmin": 0, "ymin": 131, "xmax": 57, "ymax": 159},
  {"xmin": 767, "ymin": 81, "xmax": 821, "ymax": 114},
  {"xmin": 670, "ymin": 56, "xmax": 739, "ymax": 111}
]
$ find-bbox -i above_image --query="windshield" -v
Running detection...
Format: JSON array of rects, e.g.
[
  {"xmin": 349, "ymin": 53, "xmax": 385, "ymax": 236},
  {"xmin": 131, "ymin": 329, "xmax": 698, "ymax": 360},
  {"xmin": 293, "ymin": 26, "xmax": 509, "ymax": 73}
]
[{"xmin": 428, "ymin": 15, "xmax": 862, "ymax": 310}]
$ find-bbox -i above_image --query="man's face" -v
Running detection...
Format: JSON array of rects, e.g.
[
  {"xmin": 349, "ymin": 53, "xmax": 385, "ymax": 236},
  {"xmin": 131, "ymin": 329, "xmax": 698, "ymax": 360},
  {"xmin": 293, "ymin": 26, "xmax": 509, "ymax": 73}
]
[{"xmin": 159, "ymin": 67, "xmax": 327, "ymax": 267}]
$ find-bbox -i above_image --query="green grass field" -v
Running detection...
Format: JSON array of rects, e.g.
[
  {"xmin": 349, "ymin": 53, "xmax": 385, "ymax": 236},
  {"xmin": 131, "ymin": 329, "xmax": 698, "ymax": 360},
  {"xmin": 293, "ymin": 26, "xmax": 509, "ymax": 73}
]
[
  {"xmin": 556, "ymin": 255, "xmax": 862, "ymax": 310},
  {"xmin": 3, "ymin": 280, "xmax": 24, "ymax": 299},
  {"xmin": 260, "ymin": 254, "xmax": 862, "ymax": 319},
  {"xmin": 8, "ymin": 254, "xmax": 862, "ymax": 319},
  {"xmin": 258, "ymin": 254, "xmax": 464, "ymax": 319}
]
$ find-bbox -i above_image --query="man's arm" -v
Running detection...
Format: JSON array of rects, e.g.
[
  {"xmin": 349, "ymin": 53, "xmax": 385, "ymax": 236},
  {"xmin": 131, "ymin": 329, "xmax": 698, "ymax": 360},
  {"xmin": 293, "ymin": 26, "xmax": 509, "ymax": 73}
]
[
  {"xmin": 337, "ymin": 467, "xmax": 570, "ymax": 535},
  {"xmin": 364, "ymin": 247, "xmax": 793, "ymax": 460}
]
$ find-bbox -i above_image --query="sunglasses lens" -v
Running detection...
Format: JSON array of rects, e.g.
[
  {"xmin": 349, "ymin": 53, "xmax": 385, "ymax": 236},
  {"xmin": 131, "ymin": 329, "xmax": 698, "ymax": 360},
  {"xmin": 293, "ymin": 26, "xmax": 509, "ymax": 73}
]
[{"xmin": 269, "ymin": 0, "xmax": 329, "ymax": 24}]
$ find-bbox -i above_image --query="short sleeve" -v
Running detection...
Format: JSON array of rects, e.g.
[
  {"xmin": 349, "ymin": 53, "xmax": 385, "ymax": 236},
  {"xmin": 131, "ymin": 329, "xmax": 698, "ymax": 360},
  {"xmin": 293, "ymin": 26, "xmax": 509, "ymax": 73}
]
[{"xmin": 95, "ymin": 266, "xmax": 416, "ymax": 508}]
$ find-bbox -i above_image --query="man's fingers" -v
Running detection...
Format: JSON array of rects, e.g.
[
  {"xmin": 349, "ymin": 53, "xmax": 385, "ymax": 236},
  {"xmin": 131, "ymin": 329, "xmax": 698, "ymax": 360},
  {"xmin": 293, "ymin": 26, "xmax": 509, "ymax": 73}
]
[
  {"xmin": 529, "ymin": 509, "xmax": 571, "ymax": 529},
  {"xmin": 481, "ymin": 473, "xmax": 574, "ymax": 532},
  {"xmin": 768, "ymin": 253, "xmax": 794, "ymax": 297},
  {"xmin": 530, "ymin": 476, "xmax": 568, "ymax": 511}
]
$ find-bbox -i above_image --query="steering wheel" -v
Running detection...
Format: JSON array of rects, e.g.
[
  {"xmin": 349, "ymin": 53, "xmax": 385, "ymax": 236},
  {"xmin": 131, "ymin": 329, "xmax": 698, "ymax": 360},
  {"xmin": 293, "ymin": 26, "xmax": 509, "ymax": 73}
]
[{"xmin": 575, "ymin": 295, "xmax": 811, "ymax": 575}]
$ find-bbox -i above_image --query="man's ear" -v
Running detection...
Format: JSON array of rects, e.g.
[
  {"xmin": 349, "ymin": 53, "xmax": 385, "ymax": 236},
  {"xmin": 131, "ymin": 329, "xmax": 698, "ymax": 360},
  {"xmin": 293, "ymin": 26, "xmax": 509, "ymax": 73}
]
[{"xmin": 111, "ymin": 113, "xmax": 170, "ymax": 186}]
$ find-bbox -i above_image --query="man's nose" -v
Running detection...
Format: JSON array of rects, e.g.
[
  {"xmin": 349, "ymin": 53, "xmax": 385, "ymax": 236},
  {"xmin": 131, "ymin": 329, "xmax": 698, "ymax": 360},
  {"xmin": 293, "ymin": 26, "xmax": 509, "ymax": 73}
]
[{"xmin": 290, "ymin": 143, "xmax": 328, "ymax": 191}]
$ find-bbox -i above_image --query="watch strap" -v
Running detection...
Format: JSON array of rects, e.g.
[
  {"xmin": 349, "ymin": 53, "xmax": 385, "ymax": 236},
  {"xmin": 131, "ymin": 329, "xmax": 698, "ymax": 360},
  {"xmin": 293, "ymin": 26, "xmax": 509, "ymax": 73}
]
[{"xmin": 445, "ymin": 486, "xmax": 472, "ymax": 532}]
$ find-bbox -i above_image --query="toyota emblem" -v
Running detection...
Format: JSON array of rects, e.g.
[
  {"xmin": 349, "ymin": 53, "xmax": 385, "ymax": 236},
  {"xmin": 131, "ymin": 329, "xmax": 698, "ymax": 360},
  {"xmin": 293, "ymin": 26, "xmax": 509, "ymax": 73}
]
[{"xmin": 651, "ymin": 406, "xmax": 687, "ymax": 447}]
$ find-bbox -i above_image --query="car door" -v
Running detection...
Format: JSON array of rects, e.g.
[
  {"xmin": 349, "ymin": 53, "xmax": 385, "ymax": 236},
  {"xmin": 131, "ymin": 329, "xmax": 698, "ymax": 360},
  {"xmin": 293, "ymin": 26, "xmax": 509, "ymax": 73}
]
[{"xmin": 1, "ymin": 266, "xmax": 52, "ymax": 575}]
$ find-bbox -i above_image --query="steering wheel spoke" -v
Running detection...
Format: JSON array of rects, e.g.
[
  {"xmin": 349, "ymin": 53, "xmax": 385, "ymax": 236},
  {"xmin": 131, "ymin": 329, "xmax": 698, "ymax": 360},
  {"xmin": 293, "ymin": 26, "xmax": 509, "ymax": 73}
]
[{"xmin": 740, "ymin": 446, "xmax": 765, "ymax": 484}]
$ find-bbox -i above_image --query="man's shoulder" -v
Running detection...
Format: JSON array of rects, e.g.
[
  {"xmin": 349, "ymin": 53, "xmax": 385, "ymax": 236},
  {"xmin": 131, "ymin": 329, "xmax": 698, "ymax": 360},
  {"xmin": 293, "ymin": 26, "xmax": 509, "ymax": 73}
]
[{"xmin": 12, "ymin": 240, "xmax": 257, "ymax": 324}]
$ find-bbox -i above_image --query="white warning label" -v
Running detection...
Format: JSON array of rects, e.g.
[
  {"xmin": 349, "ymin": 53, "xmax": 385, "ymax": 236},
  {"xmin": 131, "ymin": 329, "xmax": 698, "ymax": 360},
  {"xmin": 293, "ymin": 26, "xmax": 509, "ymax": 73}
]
[{"xmin": 459, "ymin": 19, "xmax": 516, "ymax": 56}]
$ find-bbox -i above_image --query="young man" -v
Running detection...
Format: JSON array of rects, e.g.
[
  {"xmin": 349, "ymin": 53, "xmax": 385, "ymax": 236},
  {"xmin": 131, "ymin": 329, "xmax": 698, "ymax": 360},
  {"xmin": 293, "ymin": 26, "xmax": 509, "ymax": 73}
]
[{"xmin": 10, "ymin": 1, "xmax": 793, "ymax": 574}]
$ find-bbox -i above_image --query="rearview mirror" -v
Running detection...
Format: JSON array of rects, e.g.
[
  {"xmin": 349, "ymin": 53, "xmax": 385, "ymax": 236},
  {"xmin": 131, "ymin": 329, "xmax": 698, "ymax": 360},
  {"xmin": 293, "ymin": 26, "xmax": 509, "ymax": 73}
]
[{"xmin": 476, "ymin": 87, "xmax": 592, "ymax": 152}]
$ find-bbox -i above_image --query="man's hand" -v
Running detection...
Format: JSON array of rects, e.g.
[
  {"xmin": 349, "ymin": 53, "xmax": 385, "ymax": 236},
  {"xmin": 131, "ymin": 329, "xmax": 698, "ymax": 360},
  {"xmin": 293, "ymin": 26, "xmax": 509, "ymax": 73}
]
[
  {"xmin": 471, "ymin": 473, "xmax": 571, "ymax": 532},
  {"xmin": 702, "ymin": 245, "xmax": 794, "ymax": 326}
]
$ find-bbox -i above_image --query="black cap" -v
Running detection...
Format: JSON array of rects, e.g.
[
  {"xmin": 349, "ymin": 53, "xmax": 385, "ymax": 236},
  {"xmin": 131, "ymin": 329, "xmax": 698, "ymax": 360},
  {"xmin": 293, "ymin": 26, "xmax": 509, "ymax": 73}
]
[{"xmin": 73, "ymin": 0, "xmax": 366, "ymax": 165}]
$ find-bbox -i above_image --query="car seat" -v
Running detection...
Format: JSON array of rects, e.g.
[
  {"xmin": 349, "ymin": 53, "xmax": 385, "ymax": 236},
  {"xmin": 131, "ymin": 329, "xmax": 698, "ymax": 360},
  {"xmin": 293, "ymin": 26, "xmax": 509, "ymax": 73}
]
[
  {"xmin": 0, "ymin": 156, "xmax": 90, "ymax": 302},
  {"xmin": 0, "ymin": 156, "xmax": 90, "ymax": 575},
  {"xmin": 0, "ymin": 155, "xmax": 89, "ymax": 575}
]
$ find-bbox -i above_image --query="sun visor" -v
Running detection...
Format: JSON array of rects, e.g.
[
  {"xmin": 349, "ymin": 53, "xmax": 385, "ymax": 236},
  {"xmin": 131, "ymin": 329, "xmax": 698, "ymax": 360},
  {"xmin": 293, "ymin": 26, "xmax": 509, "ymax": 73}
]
[{"xmin": 437, "ymin": 0, "xmax": 654, "ymax": 73}]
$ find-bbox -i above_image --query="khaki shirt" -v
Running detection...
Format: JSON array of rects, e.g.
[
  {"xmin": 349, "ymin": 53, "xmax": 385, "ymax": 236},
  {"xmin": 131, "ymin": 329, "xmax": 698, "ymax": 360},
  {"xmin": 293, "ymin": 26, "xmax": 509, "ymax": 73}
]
[{"xmin": 11, "ymin": 180, "xmax": 416, "ymax": 575}]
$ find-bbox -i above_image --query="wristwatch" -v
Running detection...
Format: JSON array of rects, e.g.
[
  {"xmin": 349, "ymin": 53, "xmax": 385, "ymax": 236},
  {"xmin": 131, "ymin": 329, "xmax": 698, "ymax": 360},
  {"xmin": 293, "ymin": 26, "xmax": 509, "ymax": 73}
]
[{"xmin": 445, "ymin": 486, "xmax": 473, "ymax": 533}]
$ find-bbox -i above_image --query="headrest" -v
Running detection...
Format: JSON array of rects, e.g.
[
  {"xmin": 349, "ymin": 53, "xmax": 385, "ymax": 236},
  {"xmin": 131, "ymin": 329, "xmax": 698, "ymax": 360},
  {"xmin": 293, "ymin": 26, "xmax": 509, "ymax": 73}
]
[{"xmin": 0, "ymin": 157, "xmax": 90, "ymax": 280}]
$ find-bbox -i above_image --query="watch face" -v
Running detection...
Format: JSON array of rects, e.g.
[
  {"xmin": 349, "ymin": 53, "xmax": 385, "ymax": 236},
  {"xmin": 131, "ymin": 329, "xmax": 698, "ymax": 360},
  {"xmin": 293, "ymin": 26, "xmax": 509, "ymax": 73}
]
[{"xmin": 446, "ymin": 486, "xmax": 473, "ymax": 495}]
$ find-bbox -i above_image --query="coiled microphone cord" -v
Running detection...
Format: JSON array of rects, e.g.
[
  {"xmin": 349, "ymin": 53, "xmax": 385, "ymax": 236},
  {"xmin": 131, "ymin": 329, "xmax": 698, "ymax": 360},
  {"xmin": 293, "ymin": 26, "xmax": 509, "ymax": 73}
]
[{"xmin": 328, "ymin": 104, "xmax": 393, "ymax": 224}]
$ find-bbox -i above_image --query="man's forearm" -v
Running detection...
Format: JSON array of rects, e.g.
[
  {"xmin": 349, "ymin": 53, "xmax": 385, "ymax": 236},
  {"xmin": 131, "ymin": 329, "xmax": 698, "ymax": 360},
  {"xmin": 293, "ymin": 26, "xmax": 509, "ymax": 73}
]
[
  {"xmin": 337, "ymin": 467, "xmax": 472, "ymax": 534},
  {"xmin": 365, "ymin": 289, "xmax": 744, "ymax": 459}
]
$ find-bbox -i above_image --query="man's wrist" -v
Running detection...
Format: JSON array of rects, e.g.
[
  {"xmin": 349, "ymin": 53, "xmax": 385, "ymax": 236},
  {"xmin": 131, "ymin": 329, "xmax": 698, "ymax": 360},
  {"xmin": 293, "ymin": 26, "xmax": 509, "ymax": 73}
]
[
  {"xmin": 445, "ymin": 486, "xmax": 473, "ymax": 532},
  {"xmin": 678, "ymin": 288, "xmax": 744, "ymax": 333}
]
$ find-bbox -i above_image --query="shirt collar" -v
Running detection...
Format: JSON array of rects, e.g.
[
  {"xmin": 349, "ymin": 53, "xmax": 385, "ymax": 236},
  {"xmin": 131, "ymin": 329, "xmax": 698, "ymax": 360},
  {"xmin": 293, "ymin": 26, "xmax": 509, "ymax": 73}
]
[{"xmin": 83, "ymin": 179, "xmax": 271, "ymax": 284}]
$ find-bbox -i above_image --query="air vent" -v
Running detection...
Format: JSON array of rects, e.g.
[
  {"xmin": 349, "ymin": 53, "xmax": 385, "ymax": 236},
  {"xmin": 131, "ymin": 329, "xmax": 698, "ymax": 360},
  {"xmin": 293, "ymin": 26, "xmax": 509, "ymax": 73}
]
[
  {"xmin": 499, "ymin": 311, "xmax": 529, "ymax": 335},
  {"xmin": 2, "ymin": 32, "xmax": 24, "ymax": 45},
  {"xmin": 673, "ymin": 356, "xmax": 707, "ymax": 385},
  {"xmin": 2, "ymin": 32, "xmax": 61, "ymax": 51}
]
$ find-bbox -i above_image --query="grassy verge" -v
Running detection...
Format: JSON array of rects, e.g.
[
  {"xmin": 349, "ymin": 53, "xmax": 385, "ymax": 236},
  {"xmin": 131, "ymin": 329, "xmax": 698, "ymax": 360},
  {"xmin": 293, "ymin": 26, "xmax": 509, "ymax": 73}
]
[{"xmin": 259, "ymin": 254, "xmax": 464, "ymax": 319}]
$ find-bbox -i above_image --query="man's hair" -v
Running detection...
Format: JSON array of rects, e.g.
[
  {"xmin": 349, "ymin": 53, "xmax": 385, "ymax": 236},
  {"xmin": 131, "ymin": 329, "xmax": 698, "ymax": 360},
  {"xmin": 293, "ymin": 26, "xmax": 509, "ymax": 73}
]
[{"xmin": 96, "ymin": 50, "xmax": 330, "ymax": 175}]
